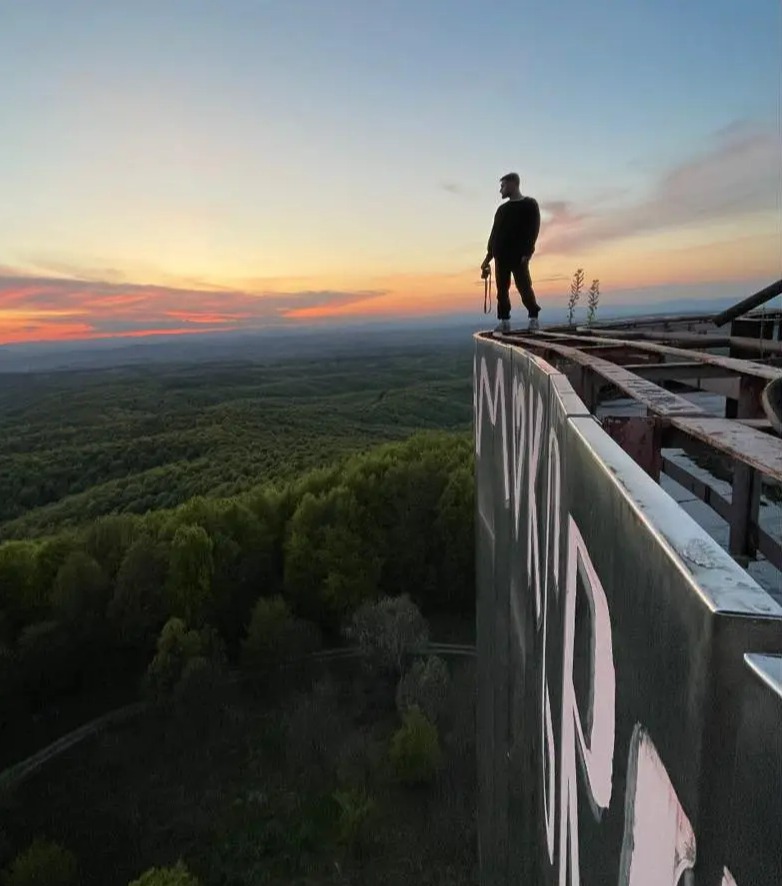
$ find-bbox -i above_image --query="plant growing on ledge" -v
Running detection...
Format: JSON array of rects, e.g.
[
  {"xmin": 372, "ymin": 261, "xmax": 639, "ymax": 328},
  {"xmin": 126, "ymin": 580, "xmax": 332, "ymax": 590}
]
[
  {"xmin": 567, "ymin": 268, "xmax": 584, "ymax": 325},
  {"xmin": 586, "ymin": 278, "xmax": 601, "ymax": 325}
]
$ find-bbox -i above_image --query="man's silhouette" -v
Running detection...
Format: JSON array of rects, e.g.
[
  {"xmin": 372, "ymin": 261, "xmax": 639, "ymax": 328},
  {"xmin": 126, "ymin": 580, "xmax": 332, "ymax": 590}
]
[{"xmin": 481, "ymin": 172, "xmax": 541, "ymax": 334}]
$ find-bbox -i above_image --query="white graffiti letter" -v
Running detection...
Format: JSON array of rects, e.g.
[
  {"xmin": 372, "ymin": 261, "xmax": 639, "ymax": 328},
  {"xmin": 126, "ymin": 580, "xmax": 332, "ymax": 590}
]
[
  {"xmin": 618, "ymin": 725, "xmax": 697, "ymax": 886},
  {"xmin": 541, "ymin": 429, "xmax": 561, "ymax": 864},
  {"xmin": 558, "ymin": 515, "xmax": 616, "ymax": 885},
  {"xmin": 475, "ymin": 355, "xmax": 510, "ymax": 503},
  {"xmin": 528, "ymin": 390, "xmax": 544, "ymax": 621},
  {"xmin": 512, "ymin": 373, "xmax": 526, "ymax": 540}
]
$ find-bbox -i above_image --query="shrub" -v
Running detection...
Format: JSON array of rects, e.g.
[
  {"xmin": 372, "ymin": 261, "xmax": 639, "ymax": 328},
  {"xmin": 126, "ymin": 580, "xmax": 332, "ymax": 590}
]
[
  {"xmin": 127, "ymin": 860, "xmax": 200, "ymax": 886},
  {"xmin": 241, "ymin": 595, "xmax": 321, "ymax": 669},
  {"xmin": 1, "ymin": 838, "xmax": 78, "ymax": 886},
  {"xmin": 390, "ymin": 706, "xmax": 442, "ymax": 785},
  {"xmin": 396, "ymin": 655, "xmax": 450, "ymax": 722},
  {"xmin": 346, "ymin": 594, "xmax": 428, "ymax": 676},
  {"xmin": 332, "ymin": 787, "xmax": 376, "ymax": 852}
]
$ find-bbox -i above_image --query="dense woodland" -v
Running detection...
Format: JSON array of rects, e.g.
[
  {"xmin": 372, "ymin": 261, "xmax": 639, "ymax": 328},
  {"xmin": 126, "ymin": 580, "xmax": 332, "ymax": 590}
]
[
  {"xmin": 0, "ymin": 346, "xmax": 477, "ymax": 885},
  {"xmin": 0, "ymin": 348, "xmax": 471, "ymax": 539}
]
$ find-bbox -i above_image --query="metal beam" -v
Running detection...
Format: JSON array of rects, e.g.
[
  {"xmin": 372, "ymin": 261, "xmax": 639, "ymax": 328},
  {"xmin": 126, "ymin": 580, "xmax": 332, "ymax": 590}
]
[
  {"xmin": 756, "ymin": 526, "xmax": 782, "ymax": 572},
  {"xmin": 539, "ymin": 330, "xmax": 782, "ymax": 382},
  {"xmin": 588, "ymin": 330, "xmax": 782, "ymax": 355},
  {"xmin": 660, "ymin": 457, "xmax": 782, "ymax": 571},
  {"xmin": 509, "ymin": 335, "xmax": 706, "ymax": 416},
  {"xmin": 622, "ymin": 361, "xmax": 736, "ymax": 381},
  {"xmin": 713, "ymin": 278, "xmax": 782, "ymax": 327},
  {"xmin": 602, "ymin": 416, "xmax": 662, "ymax": 479},
  {"xmin": 661, "ymin": 457, "xmax": 732, "ymax": 521},
  {"xmin": 668, "ymin": 416, "xmax": 782, "ymax": 481}
]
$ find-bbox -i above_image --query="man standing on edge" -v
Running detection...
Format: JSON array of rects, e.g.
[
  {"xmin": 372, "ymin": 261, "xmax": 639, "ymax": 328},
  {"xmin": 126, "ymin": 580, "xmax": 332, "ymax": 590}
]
[{"xmin": 481, "ymin": 172, "xmax": 541, "ymax": 334}]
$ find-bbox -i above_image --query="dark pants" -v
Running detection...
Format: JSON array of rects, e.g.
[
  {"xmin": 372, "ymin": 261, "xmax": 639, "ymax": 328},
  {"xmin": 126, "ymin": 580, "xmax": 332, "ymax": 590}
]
[{"xmin": 495, "ymin": 258, "xmax": 540, "ymax": 321}]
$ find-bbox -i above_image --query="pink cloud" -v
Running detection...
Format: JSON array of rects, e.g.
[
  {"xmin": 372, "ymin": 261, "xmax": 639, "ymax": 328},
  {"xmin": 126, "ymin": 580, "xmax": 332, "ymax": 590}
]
[
  {"xmin": 538, "ymin": 121, "xmax": 781, "ymax": 256},
  {"xmin": 0, "ymin": 275, "xmax": 389, "ymax": 345}
]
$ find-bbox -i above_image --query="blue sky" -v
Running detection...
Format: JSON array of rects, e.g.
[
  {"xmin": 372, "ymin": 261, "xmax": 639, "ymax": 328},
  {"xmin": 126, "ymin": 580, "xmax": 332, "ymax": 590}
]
[{"xmin": 0, "ymin": 0, "xmax": 779, "ymax": 342}]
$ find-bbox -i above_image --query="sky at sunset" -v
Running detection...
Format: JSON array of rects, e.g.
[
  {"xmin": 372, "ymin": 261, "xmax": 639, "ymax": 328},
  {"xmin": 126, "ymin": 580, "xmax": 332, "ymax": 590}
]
[{"xmin": 1, "ymin": 0, "xmax": 780, "ymax": 345}]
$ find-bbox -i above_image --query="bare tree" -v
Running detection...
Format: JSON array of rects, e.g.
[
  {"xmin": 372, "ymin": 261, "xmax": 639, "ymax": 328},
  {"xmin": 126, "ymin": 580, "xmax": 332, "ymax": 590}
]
[
  {"xmin": 586, "ymin": 278, "xmax": 600, "ymax": 325},
  {"xmin": 567, "ymin": 268, "xmax": 584, "ymax": 325},
  {"xmin": 396, "ymin": 655, "xmax": 450, "ymax": 722},
  {"xmin": 345, "ymin": 594, "xmax": 429, "ymax": 676}
]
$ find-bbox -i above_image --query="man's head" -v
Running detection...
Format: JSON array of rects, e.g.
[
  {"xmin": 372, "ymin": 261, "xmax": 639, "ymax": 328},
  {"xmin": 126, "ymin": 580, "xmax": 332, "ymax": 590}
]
[{"xmin": 499, "ymin": 172, "xmax": 521, "ymax": 199}]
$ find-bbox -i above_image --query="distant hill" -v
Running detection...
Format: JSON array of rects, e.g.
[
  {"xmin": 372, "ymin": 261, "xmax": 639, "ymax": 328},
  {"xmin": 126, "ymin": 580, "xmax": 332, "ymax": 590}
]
[{"xmin": 1, "ymin": 290, "xmax": 776, "ymax": 374}]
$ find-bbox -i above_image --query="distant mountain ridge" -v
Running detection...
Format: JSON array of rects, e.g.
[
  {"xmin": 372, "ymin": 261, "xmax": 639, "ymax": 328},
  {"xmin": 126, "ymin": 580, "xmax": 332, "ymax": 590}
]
[{"xmin": 0, "ymin": 292, "xmax": 774, "ymax": 374}]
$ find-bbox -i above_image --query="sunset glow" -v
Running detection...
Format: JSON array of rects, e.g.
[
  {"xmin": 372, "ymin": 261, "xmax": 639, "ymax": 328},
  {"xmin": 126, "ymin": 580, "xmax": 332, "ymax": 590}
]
[{"xmin": 1, "ymin": 1, "xmax": 780, "ymax": 345}]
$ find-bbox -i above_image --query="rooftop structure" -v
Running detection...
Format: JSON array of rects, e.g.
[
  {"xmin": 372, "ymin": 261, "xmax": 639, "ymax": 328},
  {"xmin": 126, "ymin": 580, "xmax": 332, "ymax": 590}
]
[{"xmin": 473, "ymin": 281, "xmax": 782, "ymax": 885}]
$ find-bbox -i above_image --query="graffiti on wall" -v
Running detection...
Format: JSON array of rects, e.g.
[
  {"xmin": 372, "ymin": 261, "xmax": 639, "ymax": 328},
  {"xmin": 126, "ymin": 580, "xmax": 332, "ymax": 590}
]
[{"xmin": 474, "ymin": 350, "xmax": 743, "ymax": 886}]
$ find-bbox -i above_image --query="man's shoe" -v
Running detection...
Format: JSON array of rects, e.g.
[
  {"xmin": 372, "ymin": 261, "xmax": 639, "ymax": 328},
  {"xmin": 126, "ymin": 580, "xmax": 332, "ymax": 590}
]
[
  {"xmin": 527, "ymin": 317, "xmax": 540, "ymax": 333},
  {"xmin": 493, "ymin": 320, "xmax": 511, "ymax": 335}
]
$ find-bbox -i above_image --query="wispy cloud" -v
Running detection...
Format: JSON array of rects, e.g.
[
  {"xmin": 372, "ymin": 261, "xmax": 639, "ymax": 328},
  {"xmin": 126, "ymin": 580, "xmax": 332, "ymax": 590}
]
[
  {"xmin": 0, "ymin": 275, "xmax": 389, "ymax": 344},
  {"xmin": 440, "ymin": 181, "xmax": 472, "ymax": 197},
  {"xmin": 539, "ymin": 121, "xmax": 781, "ymax": 256}
]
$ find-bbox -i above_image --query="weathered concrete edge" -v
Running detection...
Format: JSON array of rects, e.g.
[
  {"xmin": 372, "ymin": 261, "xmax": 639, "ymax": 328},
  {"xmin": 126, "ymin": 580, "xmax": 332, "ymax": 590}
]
[{"xmin": 476, "ymin": 332, "xmax": 782, "ymax": 619}]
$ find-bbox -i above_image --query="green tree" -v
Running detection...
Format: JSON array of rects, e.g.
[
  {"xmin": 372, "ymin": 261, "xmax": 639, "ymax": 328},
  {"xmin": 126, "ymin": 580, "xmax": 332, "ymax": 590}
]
[
  {"xmin": 346, "ymin": 594, "xmax": 429, "ymax": 676},
  {"xmin": 166, "ymin": 525, "xmax": 214, "ymax": 624},
  {"xmin": 1, "ymin": 838, "xmax": 78, "ymax": 886},
  {"xmin": 241, "ymin": 595, "xmax": 320, "ymax": 669},
  {"xmin": 144, "ymin": 617, "xmax": 224, "ymax": 701},
  {"xmin": 127, "ymin": 860, "xmax": 201, "ymax": 886},
  {"xmin": 85, "ymin": 514, "xmax": 141, "ymax": 580},
  {"xmin": 50, "ymin": 550, "xmax": 110, "ymax": 633},
  {"xmin": 433, "ymin": 463, "xmax": 475, "ymax": 614},
  {"xmin": 284, "ymin": 486, "xmax": 380, "ymax": 622},
  {"xmin": 361, "ymin": 459, "xmax": 443, "ymax": 601},
  {"xmin": 342, "ymin": 434, "xmax": 475, "ymax": 612},
  {"xmin": 108, "ymin": 534, "xmax": 169, "ymax": 650},
  {"xmin": 389, "ymin": 707, "xmax": 442, "ymax": 785},
  {"xmin": 396, "ymin": 655, "xmax": 450, "ymax": 722},
  {"xmin": 0, "ymin": 541, "xmax": 45, "ymax": 634},
  {"xmin": 168, "ymin": 498, "xmax": 278, "ymax": 649},
  {"xmin": 35, "ymin": 535, "xmax": 78, "ymax": 601},
  {"xmin": 15, "ymin": 621, "xmax": 80, "ymax": 701}
]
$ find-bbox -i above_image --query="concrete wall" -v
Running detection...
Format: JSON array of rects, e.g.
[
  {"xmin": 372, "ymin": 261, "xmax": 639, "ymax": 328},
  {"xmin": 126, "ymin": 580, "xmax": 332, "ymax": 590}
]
[{"xmin": 473, "ymin": 334, "xmax": 782, "ymax": 886}]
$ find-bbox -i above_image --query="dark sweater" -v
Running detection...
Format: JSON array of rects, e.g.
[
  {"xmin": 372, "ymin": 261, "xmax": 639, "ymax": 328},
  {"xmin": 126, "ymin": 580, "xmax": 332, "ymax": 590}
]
[{"xmin": 487, "ymin": 196, "xmax": 541, "ymax": 264}]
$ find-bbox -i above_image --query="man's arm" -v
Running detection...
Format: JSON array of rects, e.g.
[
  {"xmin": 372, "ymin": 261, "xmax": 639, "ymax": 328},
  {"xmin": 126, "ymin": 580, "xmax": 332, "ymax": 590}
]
[
  {"xmin": 526, "ymin": 199, "xmax": 541, "ymax": 257},
  {"xmin": 482, "ymin": 207, "xmax": 502, "ymax": 269}
]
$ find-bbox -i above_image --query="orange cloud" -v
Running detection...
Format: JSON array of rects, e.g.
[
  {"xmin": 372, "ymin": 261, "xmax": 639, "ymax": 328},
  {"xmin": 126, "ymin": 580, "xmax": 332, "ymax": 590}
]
[
  {"xmin": 0, "ymin": 274, "xmax": 391, "ymax": 345},
  {"xmin": 0, "ymin": 321, "xmax": 97, "ymax": 345}
]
